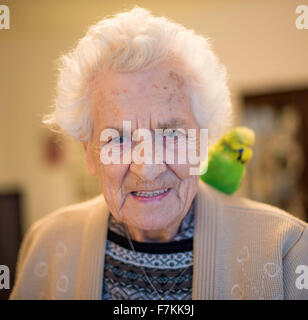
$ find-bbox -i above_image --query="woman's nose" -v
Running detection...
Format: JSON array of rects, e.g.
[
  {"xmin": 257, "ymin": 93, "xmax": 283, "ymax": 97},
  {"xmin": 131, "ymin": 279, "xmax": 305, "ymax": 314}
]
[
  {"xmin": 129, "ymin": 162, "xmax": 167, "ymax": 182},
  {"xmin": 128, "ymin": 130, "xmax": 168, "ymax": 181}
]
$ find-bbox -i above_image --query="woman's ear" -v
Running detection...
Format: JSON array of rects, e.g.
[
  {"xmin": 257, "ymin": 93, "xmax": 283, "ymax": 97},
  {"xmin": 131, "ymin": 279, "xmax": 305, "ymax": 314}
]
[{"xmin": 82, "ymin": 141, "xmax": 96, "ymax": 176}]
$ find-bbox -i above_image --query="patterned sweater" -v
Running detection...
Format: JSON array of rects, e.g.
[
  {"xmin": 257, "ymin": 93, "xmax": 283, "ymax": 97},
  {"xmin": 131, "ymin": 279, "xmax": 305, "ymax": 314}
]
[{"xmin": 102, "ymin": 202, "xmax": 194, "ymax": 300}]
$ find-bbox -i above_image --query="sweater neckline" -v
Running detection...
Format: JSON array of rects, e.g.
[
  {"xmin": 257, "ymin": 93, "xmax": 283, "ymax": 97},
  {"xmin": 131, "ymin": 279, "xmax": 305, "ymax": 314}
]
[{"xmin": 107, "ymin": 228, "xmax": 193, "ymax": 254}]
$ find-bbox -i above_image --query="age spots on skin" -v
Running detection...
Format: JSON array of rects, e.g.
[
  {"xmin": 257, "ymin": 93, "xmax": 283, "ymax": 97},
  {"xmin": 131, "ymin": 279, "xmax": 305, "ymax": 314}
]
[
  {"xmin": 149, "ymin": 71, "xmax": 186, "ymax": 105},
  {"xmin": 168, "ymin": 71, "xmax": 184, "ymax": 89},
  {"xmin": 167, "ymin": 93, "xmax": 175, "ymax": 104}
]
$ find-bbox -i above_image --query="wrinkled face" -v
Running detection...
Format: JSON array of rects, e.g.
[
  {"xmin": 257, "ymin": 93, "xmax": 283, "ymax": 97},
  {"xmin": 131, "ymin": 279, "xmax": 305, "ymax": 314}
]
[{"xmin": 86, "ymin": 64, "xmax": 200, "ymax": 234}]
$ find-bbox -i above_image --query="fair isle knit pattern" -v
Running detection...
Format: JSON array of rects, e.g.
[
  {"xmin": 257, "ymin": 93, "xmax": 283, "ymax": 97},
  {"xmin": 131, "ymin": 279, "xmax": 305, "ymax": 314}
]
[{"xmin": 102, "ymin": 202, "xmax": 194, "ymax": 300}]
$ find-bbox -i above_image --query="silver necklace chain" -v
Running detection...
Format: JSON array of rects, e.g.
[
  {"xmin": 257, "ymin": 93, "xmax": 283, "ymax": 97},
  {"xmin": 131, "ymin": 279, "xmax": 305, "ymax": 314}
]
[{"xmin": 124, "ymin": 226, "xmax": 191, "ymax": 300}]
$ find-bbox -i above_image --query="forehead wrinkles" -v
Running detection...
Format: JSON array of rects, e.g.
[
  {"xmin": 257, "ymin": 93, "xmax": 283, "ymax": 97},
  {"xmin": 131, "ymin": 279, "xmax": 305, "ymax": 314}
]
[
  {"xmin": 90, "ymin": 68, "xmax": 190, "ymax": 126},
  {"xmin": 91, "ymin": 66, "xmax": 187, "ymax": 100}
]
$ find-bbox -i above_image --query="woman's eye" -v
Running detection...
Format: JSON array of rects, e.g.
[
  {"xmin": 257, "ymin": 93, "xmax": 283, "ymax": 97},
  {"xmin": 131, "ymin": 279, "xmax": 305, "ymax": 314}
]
[
  {"xmin": 109, "ymin": 136, "xmax": 126, "ymax": 144},
  {"xmin": 164, "ymin": 129, "xmax": 178, "ymax": 137}
]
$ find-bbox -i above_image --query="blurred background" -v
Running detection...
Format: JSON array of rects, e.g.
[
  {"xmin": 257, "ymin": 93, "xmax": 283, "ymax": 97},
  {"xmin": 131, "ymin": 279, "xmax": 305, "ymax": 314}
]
[{"xmin": 1, "ymin": 0, "xmax": 308, "ymax": 299}]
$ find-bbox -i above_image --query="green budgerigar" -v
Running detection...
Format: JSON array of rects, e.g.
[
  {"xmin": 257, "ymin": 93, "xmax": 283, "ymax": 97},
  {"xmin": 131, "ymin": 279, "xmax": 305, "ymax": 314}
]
[{"xmin": 200, "ymin": 126, "xmax": 255, "ymax": 194}]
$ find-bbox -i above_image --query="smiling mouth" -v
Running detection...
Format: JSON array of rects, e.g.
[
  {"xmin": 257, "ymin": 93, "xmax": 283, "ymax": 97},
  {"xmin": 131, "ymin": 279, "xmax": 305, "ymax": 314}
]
[{"xmin": 131, "ymin": 188, "xmax": 171, "ymax": 198}]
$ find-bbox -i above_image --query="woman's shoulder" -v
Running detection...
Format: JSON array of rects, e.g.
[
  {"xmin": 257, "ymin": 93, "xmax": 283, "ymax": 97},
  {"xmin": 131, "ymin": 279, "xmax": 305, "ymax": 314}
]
[
  {"xmin": 22, "ymin": 195, "xmax": 109, "ymax": 251},
  {"xmin": 38, "ymin": 194, "xmax": 106, "ymax": 224},
  {"xmin": 198, "ymin": 182, "xmax": 308, "ymax": 258},
  {"xmin": 10, "ymin": 195, "xmax": 110, "ymax": 299},
  {"xmin": 200, "ymin": 181, "xmax": 307, "ymax": 228}
]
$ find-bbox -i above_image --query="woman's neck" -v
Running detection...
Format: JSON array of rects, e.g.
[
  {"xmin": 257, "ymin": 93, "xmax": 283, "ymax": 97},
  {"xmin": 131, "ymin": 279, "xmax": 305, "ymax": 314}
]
[{"xmin": 125, "ymin": 221, "xmax": 182, "ymax": 243}]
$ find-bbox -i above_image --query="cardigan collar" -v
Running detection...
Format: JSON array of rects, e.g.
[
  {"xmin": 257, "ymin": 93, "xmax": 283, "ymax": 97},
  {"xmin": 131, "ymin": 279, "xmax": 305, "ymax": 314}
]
[{"xmin": 192, "ymin": 181, "xmax": 223, "ymax": 299}]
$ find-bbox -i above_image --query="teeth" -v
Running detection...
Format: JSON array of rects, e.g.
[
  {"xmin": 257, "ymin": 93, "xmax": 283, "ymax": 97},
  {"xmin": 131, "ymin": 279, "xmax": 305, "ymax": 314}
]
[{"xmin": 133, "ymin": 188, "xmax": 169, "ymax": 197}]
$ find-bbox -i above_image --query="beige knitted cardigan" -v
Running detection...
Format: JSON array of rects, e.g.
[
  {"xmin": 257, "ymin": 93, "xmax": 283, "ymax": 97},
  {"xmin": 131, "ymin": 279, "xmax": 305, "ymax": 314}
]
[{"xmin": 10, "ymin": 181, "xmax": 308, "ymax": 300}]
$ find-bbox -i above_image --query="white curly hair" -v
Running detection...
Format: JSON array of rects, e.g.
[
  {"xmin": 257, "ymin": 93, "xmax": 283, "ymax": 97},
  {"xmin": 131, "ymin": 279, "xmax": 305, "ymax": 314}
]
[{"xmin": 43, "ymin": 7, "xmax": 232, "ymax": 143}]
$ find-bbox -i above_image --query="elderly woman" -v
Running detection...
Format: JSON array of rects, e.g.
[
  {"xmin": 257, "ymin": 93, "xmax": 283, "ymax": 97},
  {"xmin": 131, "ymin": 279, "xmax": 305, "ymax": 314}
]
[{"xmin": 10, "ymin": 8, "xmax": 308, "ymax": 300}]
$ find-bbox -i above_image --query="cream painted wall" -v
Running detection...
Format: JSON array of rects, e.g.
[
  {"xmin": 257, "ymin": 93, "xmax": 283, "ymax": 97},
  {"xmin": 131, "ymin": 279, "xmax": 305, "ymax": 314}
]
[{"xmin": 1, "ymin": 0, "xmax": 308, "ymax": 233}]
